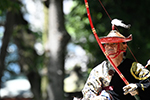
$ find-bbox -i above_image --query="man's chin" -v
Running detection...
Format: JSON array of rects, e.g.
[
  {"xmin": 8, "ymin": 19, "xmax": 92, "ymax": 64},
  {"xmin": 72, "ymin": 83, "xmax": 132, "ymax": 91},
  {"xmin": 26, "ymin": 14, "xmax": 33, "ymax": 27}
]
[{"xmin": 108, "ymin": 54, "xmax": 116, "ymax": 58}]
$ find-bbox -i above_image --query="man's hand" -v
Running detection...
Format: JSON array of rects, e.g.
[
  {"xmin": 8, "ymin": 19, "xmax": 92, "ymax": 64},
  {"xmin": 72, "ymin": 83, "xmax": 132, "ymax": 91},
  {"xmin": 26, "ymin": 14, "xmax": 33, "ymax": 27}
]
[
  {"xmin": 91, "ymin": 95, "xmax": 108, "ymax": 100},
  {"xmin": 123, "ymin": 83, "xmax": 138, "ymax": 96}
]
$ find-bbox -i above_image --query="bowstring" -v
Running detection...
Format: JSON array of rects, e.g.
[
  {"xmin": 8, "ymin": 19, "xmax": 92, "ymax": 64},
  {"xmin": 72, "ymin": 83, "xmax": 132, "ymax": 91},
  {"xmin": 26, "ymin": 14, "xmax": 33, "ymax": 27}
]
[
  {"xmin": 98, "ymin": 0, "xmax": 138, "ymax": 62},
  {"xmin": 98, "ymin": 0, "xmax": 112, "ymax": 21}
]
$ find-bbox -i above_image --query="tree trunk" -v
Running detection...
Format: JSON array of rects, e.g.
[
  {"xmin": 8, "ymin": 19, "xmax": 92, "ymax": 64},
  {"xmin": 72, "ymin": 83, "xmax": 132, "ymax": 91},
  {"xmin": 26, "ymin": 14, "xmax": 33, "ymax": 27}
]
[
  {"xmin": 47, "ymin": 0, "xmax": 70, "ymax": 100},
  {"xmin": 13, "ymin": 10, "xmax": 42, "ymax": 100},
  {"xmin": 0, "ymin": 11, "xmax": 15, "ymax": 83},
  {"xmin": 27, "ymin": 71, "xmax": 42, "ymax": 100}
]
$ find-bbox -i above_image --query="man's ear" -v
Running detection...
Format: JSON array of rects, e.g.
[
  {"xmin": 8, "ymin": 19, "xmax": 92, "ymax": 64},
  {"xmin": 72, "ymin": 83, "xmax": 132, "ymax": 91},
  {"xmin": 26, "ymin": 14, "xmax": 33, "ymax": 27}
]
[
  {"xmin": 120, "ymin": 43, "xmax": 127, "ymax": 51},
  {"xmin": 123, "ymin": 43, "xmax": 127, "ymax": 51}
]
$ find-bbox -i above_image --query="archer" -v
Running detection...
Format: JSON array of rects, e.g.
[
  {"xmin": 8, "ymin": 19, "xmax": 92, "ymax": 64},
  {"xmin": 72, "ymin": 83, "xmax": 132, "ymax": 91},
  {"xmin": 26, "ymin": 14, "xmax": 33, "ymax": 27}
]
[{"xmin": 81, "ymin": 19, "xmax": 150, "ymax": 100}]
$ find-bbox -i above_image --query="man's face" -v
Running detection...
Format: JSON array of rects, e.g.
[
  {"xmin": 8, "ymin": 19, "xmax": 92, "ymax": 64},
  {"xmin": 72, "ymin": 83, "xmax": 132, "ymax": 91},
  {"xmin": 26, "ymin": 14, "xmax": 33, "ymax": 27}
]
[{"xmin": 104, "ymin": 43, "xmax": 126, "ymax": 58}]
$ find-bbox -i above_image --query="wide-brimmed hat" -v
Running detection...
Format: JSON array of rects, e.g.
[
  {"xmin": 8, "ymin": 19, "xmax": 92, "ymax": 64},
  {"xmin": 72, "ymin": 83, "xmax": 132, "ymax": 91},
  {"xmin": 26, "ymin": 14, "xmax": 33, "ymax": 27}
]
[
  {"xmin": 99, "ymin": 19, "xmax": 132, "ymax": 44},
  {"xmin": 99, "ymin": 30, "xmax": 132, "ymax": 44}
]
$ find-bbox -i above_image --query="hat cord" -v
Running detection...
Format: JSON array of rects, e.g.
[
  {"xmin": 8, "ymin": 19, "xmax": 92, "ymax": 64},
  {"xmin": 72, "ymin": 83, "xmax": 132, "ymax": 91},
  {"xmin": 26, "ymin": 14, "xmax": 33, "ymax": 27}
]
[{"xmin": 104, "ymin": 43, "xmax": 126, "ymax": 59}]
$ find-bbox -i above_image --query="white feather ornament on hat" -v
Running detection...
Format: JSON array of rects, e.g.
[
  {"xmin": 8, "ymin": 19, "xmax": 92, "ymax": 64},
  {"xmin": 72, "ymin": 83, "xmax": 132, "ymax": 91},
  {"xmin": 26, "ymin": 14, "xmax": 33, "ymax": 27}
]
[
  {"xmin": 111, "ymin": 19, "xmax": 131, "ymax": 29},
  {"xmin": 99, "ymin": 19, "xmax": 132, "ymax": 44}
]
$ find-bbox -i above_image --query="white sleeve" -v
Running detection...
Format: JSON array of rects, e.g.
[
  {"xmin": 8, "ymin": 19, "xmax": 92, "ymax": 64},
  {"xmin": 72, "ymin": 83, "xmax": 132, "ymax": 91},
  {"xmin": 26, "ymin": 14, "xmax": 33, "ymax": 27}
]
[
  {"xmin": 82, "ymin": 61, "xmax": 112, "ymax": 100},
  {"xmin": 82, "ymin": 69, "xmax": 101, "ymax": 99},
  {"xmin": 82, "ymin": 62, "xmax": 105, "ymax": 100}
]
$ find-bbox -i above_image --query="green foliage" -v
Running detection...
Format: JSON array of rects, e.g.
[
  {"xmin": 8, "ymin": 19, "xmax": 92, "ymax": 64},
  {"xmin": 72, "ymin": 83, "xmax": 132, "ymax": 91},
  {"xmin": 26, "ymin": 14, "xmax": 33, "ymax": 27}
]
[{"xmin": 0, "ymin": 0, "xmax": 21, "ymax": 12}]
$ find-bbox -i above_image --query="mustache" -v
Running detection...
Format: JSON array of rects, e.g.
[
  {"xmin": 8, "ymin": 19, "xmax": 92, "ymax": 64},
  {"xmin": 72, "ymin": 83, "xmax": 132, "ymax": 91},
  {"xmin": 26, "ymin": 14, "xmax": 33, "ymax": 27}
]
[{"xmin": 108, "ymin": 49, "xmax": 114, "ymax": 51}]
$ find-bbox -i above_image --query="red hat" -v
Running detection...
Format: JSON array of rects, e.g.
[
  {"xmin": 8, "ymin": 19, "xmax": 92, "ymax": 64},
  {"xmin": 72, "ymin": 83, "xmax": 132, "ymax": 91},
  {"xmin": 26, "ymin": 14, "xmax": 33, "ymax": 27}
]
[
  {"xmin": 99, "ymin": 19, "xmax": 132, "ymax": 44},
  {"xmin": 99, "ymin": 30, "xmax": 132, "ymax": 44}
]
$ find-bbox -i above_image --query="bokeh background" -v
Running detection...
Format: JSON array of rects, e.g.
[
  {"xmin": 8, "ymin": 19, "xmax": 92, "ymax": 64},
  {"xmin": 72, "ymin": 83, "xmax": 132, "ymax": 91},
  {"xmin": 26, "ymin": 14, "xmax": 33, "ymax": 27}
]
[{"xmin": 0, "ymin": 0, "xmax": 150, "ymax": 100}]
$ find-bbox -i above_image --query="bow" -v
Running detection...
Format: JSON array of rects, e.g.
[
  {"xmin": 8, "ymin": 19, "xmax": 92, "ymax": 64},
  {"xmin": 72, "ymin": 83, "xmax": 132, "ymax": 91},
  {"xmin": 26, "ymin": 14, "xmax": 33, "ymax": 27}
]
[
  {"xmin": 84, "ymin": 0, "xmax": 129, "ymax": 86},
  {"xmin": 84, "ymin": 0, "xmax": 140, "ymax": 99}
]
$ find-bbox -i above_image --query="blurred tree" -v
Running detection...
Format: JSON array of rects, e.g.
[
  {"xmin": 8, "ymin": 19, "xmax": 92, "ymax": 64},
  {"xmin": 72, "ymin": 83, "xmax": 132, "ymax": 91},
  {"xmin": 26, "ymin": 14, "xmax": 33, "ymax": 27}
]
[
  {"xmin": 0, "ymin": 0, "xmax": 71, "ymax": 100},
  {"xmin": 0, "ymin": 0, "xmax": 22, "ymax": 85},
  {"xmin": 44, "ymin": 0, "xmax": 70, "ymax": 100},
  {"xmin": 0, "ymin": 1, "xmax": 43, "ymax": 100}
]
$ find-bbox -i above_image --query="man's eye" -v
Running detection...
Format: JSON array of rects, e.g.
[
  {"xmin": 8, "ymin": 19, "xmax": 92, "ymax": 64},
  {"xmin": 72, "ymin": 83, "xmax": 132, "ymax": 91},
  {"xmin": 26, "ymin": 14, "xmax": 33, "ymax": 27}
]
[{"xmin": 113, "ymin": 43, "xmax": 117, "ymax": 45}]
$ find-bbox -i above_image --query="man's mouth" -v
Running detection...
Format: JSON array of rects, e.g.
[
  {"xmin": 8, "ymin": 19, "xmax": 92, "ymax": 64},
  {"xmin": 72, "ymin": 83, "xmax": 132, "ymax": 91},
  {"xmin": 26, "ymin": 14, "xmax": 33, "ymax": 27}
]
[{"xmin": 108, "ymin": 49, "xmax": 115, "ymax": 55}]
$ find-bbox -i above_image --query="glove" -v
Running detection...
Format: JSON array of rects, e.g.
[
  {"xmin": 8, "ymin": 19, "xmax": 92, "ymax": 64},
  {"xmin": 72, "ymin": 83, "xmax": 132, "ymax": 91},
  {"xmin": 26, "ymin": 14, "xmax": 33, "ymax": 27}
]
[
  {"xmin": 123, "ymin": 83, "xmax": 138, "ymax": 95},
  {"xmin": 136, "ymin": 63, "xmax": 144, "ymax": 75}
]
